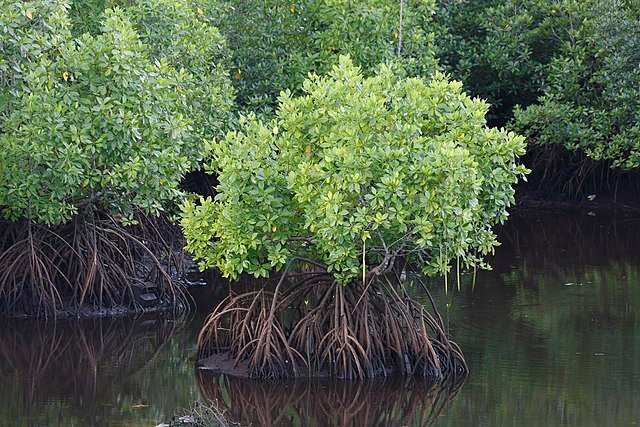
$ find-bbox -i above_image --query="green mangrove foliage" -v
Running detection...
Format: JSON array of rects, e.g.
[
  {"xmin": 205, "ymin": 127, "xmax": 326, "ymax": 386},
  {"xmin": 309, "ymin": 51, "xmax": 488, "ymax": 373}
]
[
  {"xmin": 68, "ymin": 0, "xmax": 108, "ymax": 36},
  {"xmin": 201, "ymin": 0, "xmax": 437, "ymax": 113},
  {"xmin": 513, "ymin": 0, "xmax": 640, "ymax": 170},
  {"xmin": 434, "ymin": 0, "xmax": 564, "ymax": 123},
  {"xmin": 1, "ymin": 3, "xmax": 184, "ymax": 224},
  {"xmin": 0, "ymin": 0, "xmax": 233, "ymax": 314},
  {"xmin": 181, "ymin": 56, "xmax": 528, "ymax": 283},
  {"xmin": 435, "ymin": 0, "xmax": 568, "ymax": 124},
  {"xmin": 119, "ymin": 0, "xmax": 236, "ymax": 158},
  {"xmin": 66, "ymin": 0, "xmax": 235, "ymax": 165},
  {"xmin": 66, "ymin": 0, "xmax": 238, "ymax": 200},
  {"xmin": 435, "ymin": 0, "xmax": 640, "ymax": 172},
  {"xmin": 186, "ymin": 57, "xmax": 525, "ymax": 380}
]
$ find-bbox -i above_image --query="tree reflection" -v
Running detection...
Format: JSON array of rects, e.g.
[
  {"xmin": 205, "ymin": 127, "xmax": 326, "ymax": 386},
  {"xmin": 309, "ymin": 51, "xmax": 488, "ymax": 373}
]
[
  {"xmin": 0, "ymin": 315, "xmax": 185, "ymax": 425},
  {"xmin": 196, "ymin": 369, "xmax": 466, "ymax": 426},
  {"xmin": 421, "ymin": 212, "xmax": 640, "ymax": 425}
]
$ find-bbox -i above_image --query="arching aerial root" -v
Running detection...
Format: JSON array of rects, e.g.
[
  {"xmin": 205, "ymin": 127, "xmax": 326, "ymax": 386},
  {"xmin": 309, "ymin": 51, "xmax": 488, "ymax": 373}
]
[
  {"xmin": 197, "ymin": 273, "xmax": 467, "ymax": 380},
  {"xmin": 0, "ymin": 210, "xmax": 189, "ymax": 317}
]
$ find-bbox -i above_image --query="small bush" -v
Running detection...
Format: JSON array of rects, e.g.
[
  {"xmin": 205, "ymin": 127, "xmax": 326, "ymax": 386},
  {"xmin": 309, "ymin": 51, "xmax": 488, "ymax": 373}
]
[
  {"xmin": 2, "ymin": 7, "xmax": 183, "ymax": 224},
  {"xmin": 181, "ymin": 55, "xmax": 527, "ymax": 283},
  {"xmin": 185, "ymin": 57, "xmax": 526, "ymax": 378},
  {"xmin": 0, "ymin": 0, "xmax": 233, "ymax": 314}
]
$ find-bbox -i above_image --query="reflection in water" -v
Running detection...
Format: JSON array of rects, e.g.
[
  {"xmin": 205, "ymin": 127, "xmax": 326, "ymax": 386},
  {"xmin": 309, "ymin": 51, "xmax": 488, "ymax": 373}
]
[
  {"xmin": 0, "ymin": 315, "xmax": 186, "ymax": 426},
  {"xmin": 428, "ymin": 212, "xmax": 640, "ymax": 426},
  {"xmin": 196, "ymin": 369, "xmax": 466, "ymax": 426},
  {"xmin": 1, "ymin": 212, "xmax": 640, "ymax": 426},
  {"xmin": 496, "ymin": 211, "xmax": 640, "ymax": 267}
]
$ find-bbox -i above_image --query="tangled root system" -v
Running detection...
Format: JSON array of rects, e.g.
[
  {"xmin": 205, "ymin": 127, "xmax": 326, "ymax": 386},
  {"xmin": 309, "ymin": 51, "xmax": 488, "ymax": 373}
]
[
  {"xmin": 0, "ymin": 209, "xmax": 189, "ymax": 317},
  {"xmin": 196, "ymin": 368, "xmax": 466, "ymax": 426},
  {"xmin": 197, "ymin": 271, "xmax": 467, "ymax": 380},
  {"xmin": 518, "ymin": 142, "xmax": 640, "ymax": 205}
]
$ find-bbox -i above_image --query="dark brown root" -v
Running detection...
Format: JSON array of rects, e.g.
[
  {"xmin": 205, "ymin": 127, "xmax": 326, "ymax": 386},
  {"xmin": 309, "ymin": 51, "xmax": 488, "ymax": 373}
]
[
  {"xmin": 197, "ymin": 272, "xmax": 467, "ymax": 380},
  {"xmin": 196, "ymin": 368, "xmax": 466, "ymax": 426},
  {"xmin": 518, "ymin": 142, "xmax": 640, "ymax": 208},
  {"xmin": 0, "ymin": 209, "xmax": 190, "ymax": 317}
]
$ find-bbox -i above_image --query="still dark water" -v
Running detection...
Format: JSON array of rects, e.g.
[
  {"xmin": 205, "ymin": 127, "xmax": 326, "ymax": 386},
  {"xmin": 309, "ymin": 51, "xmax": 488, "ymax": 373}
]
[{"xmin": 2, "ymin": 212, "xmax": 640, "ymax": 426}]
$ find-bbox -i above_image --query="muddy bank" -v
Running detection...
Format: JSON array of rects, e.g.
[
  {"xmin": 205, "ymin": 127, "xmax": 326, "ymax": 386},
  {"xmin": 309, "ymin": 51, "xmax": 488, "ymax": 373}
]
[
  {"xmin": 515, "ymin": 195, "xmax": 640, "ymax": 216},
  {"xmin": 198, "ymin": 351, "xmax": 400, "ymax": 379},
  {"xmin": 3, "ymin": 280, "xmax": 197, "ymax": 320}
]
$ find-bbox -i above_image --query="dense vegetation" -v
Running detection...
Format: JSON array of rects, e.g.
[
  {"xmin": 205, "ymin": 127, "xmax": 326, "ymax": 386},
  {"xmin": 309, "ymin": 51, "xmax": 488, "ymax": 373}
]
[
  {"xmin": 1, "ymin": 0, "xmax": 635, "ymax": 382},
  {"xmin": 513, "ymin": 1, "xmax": 640, "ymax": 170},
  {"xmin": 202, "ymin": 0, "xmax": 438, "ymax": 114},
  {"xmin": 435, "ymin": 0, "xmax": 640, "ymax": 198},
  {"xmin": 2, "ymin": 5, "xmax": 187, "ymax": 225},
  {"xmin": 0, "ymin": 0, "xmax": 233, "ymax": 315},
  {"xmin": 185, "ymin": 57, "xmax": 526, "ymax": 378},
  {"xmin": 182, "ymin": 56, "xmax": 527, "ymax": 282}
]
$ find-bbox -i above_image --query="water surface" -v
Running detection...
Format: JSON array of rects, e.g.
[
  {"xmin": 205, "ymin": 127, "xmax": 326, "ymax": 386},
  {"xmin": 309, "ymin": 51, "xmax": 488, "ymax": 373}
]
[{"xmin": 1, "ymin": 212, "xmax": 639, "ymax": 426}]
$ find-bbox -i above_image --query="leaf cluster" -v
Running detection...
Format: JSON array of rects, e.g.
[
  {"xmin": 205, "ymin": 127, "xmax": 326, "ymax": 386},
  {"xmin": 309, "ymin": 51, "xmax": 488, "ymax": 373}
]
[
  {"xmin": 0, "ymin": 0, "xmax": 234, "ymax": 225},
  {"xmin": 433, "ymin": 0, "xmax": 562, "ymax": 123},
  {"xmin": 513, "ymin": 1, "xmax": 640, "ymax": 170},
  {"xmin": 68, "ymin": 0, "xmax": 237, "ymax": 161},
  {"xmin": 181, "ymin": 57, "xmax": 527, "ymax": 283},
  {"xmin": 201, "ymin": 0, "xmax": 437, "ymax": 114},
  {"xmin": 434, "ymin": 0, "xmax": 640, "ymax": 170},
  {"xmin": 123, "ymin": 0, "xmax": 236, "ymax": 161}
]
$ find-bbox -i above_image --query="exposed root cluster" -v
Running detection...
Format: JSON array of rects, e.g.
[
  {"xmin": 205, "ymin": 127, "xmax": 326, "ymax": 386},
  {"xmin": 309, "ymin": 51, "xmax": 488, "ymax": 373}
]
[
  {"xmin": 196, "ymin": 369, "xmax": 466, "ymax": 426},
  {"xmin": 197, "ymin": 272, "xmax": 467, "ymax": 380},
  {"xmin": 0, "ymin": 210, "xmax": 188, "ymax": 317},
  {"xmin": 520, "ymin": 143, "xmax": 640, "ymax": 204}
]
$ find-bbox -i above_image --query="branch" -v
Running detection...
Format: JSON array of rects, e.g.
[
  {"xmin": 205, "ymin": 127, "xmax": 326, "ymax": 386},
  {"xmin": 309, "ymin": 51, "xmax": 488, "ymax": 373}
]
[
  {"xmin": 366, "ymin": 244, "xmax": 404, "ymax": 280},
  {"xmin": 396, "ymin": 0, "xmax": 405, "ymax": 57},
  {"xmin": 287, "ymin": 236, "xmax": 313, "ymax": 243}
]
